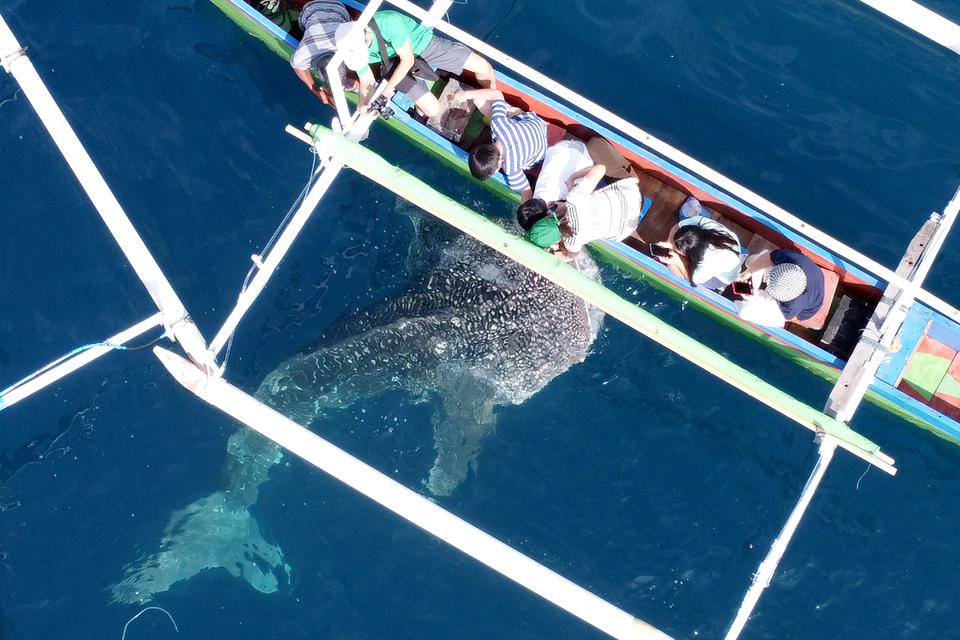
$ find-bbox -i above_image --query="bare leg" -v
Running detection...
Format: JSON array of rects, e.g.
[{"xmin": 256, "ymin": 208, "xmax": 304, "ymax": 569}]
[
  {"xmin": 462, "ymin": 52, "xmax": 496, "ymax": 89},
  {"xmin": 414, "ymin": 92, "xmax": 441, "ymax": 118}
]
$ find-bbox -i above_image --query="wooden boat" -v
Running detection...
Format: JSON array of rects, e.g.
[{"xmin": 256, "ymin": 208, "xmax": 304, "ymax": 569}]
[{"xmin": 210, "ymin": 0, "xmax": 960, "ymax": 446}]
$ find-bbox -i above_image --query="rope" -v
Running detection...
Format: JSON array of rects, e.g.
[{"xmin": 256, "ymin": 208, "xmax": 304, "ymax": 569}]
[
  {"xmin": 120, "ymin": 606, "xmax": 179, "ymax": 639},
  {"xmin": 0, "ymin": 331, "xmax": 167, "ymax": 405},
  {"xmin": 219, "ymin": 147, "xmax": 321, "ymax": 371}
]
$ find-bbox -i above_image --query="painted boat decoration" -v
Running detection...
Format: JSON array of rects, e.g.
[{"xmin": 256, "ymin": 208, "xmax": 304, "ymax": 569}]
[{"xmin": 210, "ymin": 0, "xmax": 960, "ymax": 445}]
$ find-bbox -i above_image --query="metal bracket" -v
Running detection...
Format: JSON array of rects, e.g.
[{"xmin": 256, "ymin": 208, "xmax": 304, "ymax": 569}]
[{"xmin": 0, "ymin": 45, "xmax": 25, "ymax": 72}]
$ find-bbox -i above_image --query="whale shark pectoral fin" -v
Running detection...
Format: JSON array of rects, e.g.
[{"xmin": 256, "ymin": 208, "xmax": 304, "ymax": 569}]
[
  {"xmin": 425, "ymin": 374, "xmax": 499, "ymax": 497},
  {"xmin": 109, "ymin": 491, "xmax": 289, "ymax": 604}
]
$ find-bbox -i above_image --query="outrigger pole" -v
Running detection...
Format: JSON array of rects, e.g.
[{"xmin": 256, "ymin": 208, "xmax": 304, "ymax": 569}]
[
  {"xmin": 154, "ymin": 347, "xmax": 674, "ymax": 640},
  {"xmin": 723, "ymin": 186, "xmax": 960, "ymax": 638},
  {"xmin": 291, "ymin": 122, "xmax": 897, "ymax": 476},
  {"xmin": 0, "ymin": 12, "xmax": 215, "ymax": 405},
  {"xmin": 856, "ymin": 0, "xmax": 960, "ymax": 54}
]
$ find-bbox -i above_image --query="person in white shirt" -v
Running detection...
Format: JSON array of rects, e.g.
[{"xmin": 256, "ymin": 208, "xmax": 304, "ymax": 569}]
[
  {"xmin": 532, "ymin": 139, "xmax": 592, "ymax": 203},
  {"xmin": 651, "ymin": 200, "xmax": 742, "ymax": 290},
  {"xmin": 523, "ymin": 162, "xmax": 643, "ymax": 259}
]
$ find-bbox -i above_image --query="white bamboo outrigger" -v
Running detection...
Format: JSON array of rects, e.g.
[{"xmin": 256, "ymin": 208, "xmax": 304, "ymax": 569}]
[{"xmin": 2, "ymin": 1, "xmax": 960, "ymax": 639}]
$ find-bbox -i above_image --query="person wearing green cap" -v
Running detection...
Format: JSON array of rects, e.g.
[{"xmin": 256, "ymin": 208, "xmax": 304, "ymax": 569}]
[{"xmin": 518, "ymin": 162, "xmax": 644, "ymax": 260}]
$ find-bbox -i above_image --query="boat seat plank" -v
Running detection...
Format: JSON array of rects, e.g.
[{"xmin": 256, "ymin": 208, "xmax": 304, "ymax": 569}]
[{"xmin": 746, "ymin": 233, "xmax": 781, "ymax": 257}]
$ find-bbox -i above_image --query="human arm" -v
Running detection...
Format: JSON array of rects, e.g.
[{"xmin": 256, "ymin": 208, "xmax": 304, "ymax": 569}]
[
  {"xmin": 381, "ymin": 38, "xmax": 416, "ymax": 98},
  {"xmin": 737, "ymin": 250, "xmax": 773, "ymax": 282},
  {"xmin": 565, "ymin": 164, "xmax": 606, "ymax": 194},
  {"xmin": 294, "ymin": 66, "xmax": 329, "ymax": 102}
]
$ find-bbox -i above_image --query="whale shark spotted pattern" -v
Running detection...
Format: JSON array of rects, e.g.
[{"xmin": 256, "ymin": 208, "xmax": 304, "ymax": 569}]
[{"xmin": 110, "ymin": 210, "xmax": 603, "ymax": 603}]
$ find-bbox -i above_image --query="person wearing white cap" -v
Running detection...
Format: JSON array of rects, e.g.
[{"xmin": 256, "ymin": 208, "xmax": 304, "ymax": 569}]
[
  {"xmin": 734, "ymin": 248, "xmax": 825, "ymax": 327},
  {"xmin": 335, "ymin": 10, "xmax": 495, "ymax": 117}
]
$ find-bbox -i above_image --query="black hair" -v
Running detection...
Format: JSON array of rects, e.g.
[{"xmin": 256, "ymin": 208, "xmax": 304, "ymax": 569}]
[
  {"xmin": 516, "ymin": 199, "xmax": 548, "ymax": 231},
  {"xmin": 468, "ymin": 143, "xmax": 501, "ymax": 180},
  {"xmin": 312, "ymin": 51, "xmax": 345, "ymax": 89},
  {"xmin": 673, "ymin": 225, "xmax": 739, "ymax": 286}
]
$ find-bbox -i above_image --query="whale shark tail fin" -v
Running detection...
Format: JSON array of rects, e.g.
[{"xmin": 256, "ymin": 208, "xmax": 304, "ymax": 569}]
[{"xmin": 109, "ymin": 490, "xmax": 290, "ymax": 604}]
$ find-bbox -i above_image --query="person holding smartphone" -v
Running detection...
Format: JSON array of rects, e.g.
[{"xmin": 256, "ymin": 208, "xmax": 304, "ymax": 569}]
[
  {"xmin": 650, "ymin": 198, "xmax": 742, "ymax": 291},
  {"xmin": 733, "ymin": 248, "xmax": 825, "ymax": 327}
]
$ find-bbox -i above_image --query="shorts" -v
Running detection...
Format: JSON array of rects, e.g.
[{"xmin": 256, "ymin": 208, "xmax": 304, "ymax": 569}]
[{"xmin": 396, "ymin": 35, "xmax": 473, "ymax": 102}]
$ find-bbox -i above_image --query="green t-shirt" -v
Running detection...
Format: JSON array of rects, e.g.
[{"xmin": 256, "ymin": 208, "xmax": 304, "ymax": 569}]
[{"xmin": 358, "ymin": 11, "xmax": 434, "ymax": 77}]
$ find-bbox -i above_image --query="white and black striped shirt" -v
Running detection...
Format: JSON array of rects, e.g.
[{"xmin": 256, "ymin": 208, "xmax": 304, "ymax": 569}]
[{"xmin": 489, "ymin": 100, "xmax": 547, "ymax": 193}]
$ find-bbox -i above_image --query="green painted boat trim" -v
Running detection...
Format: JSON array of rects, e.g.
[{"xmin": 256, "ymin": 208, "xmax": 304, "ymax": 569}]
[{"xmin": 310, "ymin": 123, "xmax": 894, "ymax": 469}]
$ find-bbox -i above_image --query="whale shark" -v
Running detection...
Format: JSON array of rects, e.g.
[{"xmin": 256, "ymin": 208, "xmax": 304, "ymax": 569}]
[{"xmin": 110, "ymin": 208, "xmax": 603, "ymax": 604}]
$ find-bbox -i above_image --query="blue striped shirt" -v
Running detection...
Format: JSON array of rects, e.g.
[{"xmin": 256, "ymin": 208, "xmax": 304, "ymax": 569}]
[{"xmin": 489, "ymin": 100, "xmax": 547, "ymax": 193}]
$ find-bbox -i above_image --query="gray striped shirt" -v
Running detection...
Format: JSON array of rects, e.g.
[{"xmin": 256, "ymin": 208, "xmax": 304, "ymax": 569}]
[{"xmin": 290, "ymin": 0, "xmax": 350, "ymax": 70}]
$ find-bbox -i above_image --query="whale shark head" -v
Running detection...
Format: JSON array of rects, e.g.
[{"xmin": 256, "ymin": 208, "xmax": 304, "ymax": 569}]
[{"xmin": 111, "ymin": 206, "xmax": 603, "ymax": 604}]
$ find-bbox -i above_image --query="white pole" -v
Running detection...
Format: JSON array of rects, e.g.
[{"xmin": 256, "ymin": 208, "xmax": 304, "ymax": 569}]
[
  {"xmin": 421, "ymin": 0, "xmax": 454, "ymax": 28},
  {"xmin": 0, "ymin": 314, "xmax": 163, "ymax": 412},
  {"xmin": 153, "ymin": 346, "xmax": 674, "ymax": 640},
  {"xmin": 830, "ymin": 183, "xmax": 960, "ymax": 423},
  {"xmin": 0, "ymin": 13, "xmax": 216, "ymax": 373},
  {"xmin": 208, "ymin": 158, "xmax": 344, "ymax": 357},
  {"xmin": 857, "ymin": 0, "xmax": 960, "ymax": 54},
  {"xmin": 723, "ymin": 436, "xmax": 839, "ymax": 640},
  {"xmin": 384, "ymin": 0, "xmax": 960, "ymax": 324}
]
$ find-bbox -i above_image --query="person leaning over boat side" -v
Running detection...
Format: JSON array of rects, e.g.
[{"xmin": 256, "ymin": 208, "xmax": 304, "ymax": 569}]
[
  {"xmin": 516, "ymin": 136, "xmax": 637, "ymax": 228},
  {"xmin": 523, "ymin": 161, "xmax": 643, "ymax": 261},
  {"xmin": 734, "ymin": 249, "xmax": 825, "ymax": 327},
  {"xmin": 334, "ymin": 10, "xmax": 496, "ymax": 118},
  {"xmin": 650, "ymin": 198, "xmax": 742, "ymax": 291},
  {"xmin": 288, "ymin": 0, "xmax": 357, "ymax": 104},
  {"xmin": 456, "ymin": 89, "xmax": 547, "ymax": 202}
]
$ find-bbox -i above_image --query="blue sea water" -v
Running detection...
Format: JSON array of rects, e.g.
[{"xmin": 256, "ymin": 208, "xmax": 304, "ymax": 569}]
[{"xmin": 1, "ymin": 0, "xmax": 960, "ymax": 638}]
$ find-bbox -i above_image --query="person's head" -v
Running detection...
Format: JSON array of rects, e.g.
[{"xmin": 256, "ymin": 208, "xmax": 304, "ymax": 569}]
[
  {"xmin": 516, "ymin": 199, "xmax": 548, "ymax": 231},
  {"xmin": 526, "ymin": 215, "xmax": 562, "ymax": 250},
  {"xmin": 468, "ymin": 143, "xmax": 502, "ymax": 180},
  {"xmin": 334, "ymin": 22, "xmax": 369, "ymax": 72},
  {"xmin": 765, "ymin": 263, "xmax": 807, "ymax": 302},
  {"xmin": 672, "ymin": 225, "xmax": 739, "ymax": 283}
]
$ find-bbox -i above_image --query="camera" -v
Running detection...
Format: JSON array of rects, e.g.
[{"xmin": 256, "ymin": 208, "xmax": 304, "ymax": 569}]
[{"xmin": 370, "ymin": 95, "xmax": 394, "ymax": 120}]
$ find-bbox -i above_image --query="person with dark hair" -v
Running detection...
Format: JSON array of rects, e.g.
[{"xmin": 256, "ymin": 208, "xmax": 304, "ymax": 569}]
[
  {"xmin": 525, "ymin": 163, "xmax": 643, "ymax": 259},
  {"xmin": 516, "ymin": 198, "xmax": 549, "ymax": 231},
  {"xmin": 455, "ymin": 89, "xmax": 547, "ymax": 201},
  {"xmin": 651, "ymin": 199, "xmax": 742, "ymax": 290}
]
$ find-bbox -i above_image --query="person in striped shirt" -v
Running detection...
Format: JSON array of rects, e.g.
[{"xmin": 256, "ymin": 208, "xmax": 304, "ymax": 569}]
[
  {"xmin": 523, "ymin": 161, "xmax": 644, "ymax": 261},
  {"xmin": 456, "ymin": 89, "xmax": 548, "ymax": 202}
]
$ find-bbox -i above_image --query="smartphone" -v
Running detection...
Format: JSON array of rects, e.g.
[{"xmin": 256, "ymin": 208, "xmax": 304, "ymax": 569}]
[
  {"xmin": 732, "ymin": 281, "xmax": 753, "ymax": 295},
  {"xmin": 649, "ymin": 243, "xmax": 671, "ymax": 258}
]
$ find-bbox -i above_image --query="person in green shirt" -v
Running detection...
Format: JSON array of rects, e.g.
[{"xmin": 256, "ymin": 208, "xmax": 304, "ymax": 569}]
[{"xmin": 335, "ymin": 10, "xmax": 495, "ymax": 118}]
